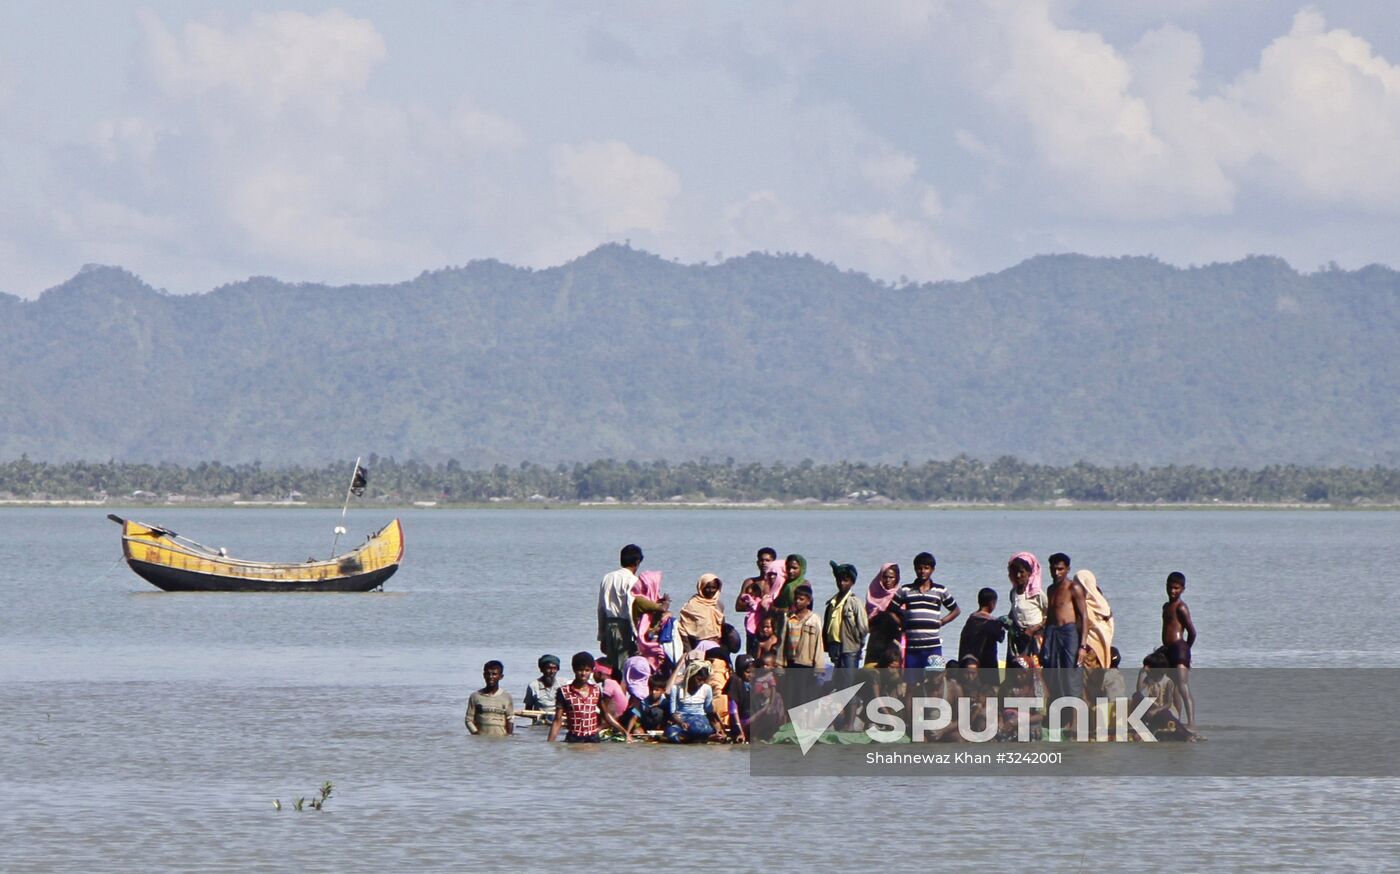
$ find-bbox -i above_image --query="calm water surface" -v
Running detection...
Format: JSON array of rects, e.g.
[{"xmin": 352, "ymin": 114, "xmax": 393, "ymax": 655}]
[{"xmin": 2, "ymin": 508, "xmax": 1397, "ymax": 871}]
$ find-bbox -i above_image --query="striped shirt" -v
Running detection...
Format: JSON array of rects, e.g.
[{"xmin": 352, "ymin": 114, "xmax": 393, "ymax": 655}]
[{"xmin": 894, "ymin": 581, "xmax": 959, "ymax": 651}]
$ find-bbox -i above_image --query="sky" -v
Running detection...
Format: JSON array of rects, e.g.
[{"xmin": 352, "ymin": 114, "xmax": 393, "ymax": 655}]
[{"xmin": 3, "ymin": 1, "xmax": 1400, "ymax": 296}]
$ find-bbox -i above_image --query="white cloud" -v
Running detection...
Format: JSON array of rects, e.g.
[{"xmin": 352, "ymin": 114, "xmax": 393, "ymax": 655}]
[
  {"xmin": 834, "ymin": 210, "xmax": 957, "ymax": 277},
  {"xmin": 226, "ymin": 166, "xmax": 371, "ymax": 264},
  {"xmin": 988, "ymin": 1, "xmax": 1234, "ymax": 218},
  {"xmin": 1224, "ymin": 8, "xmax": 1400, "ymax": 209},
  {"xmin": 919, "ymin": 186, "xmax": 944, "ymax": 220},
  {"xmin": 7, "ymin": 2, "xmax": 1400, "ymax": 297},
  {"xmin": 720, "ymin": 189, "xmax": 804, "ymax": 255},
  {"xmin": 715, "ymin": 188, "xmax": 958, "ymax": 279},
  {"xmin": 449, "ymin": 101, "xmax": 528, "ymax": 153},
  {"xmin": 954, "ymin": 128, "xmax": 999, "ymax": 162},
  {"xmin": 550, "ymin": 140, "xmax": 681, "ymax": 233},
  {"xmin": 93, "ymin": 116, "xmax": 162, "ymax": 164},
  {"xmin": 74, "ymin": 9, "xmax": 534, "ymax": 284},
  {"xmin": 138, "ymin": 9, "xmax": 385, "ymax": 118},
  {"xmin": 859, "ymin": 151, "xmax": 919, "ymax": 194},
  {"xmin": 794, "ymin": 0, "xmax": 948, "ymax": 54},
  {"xmin": 983, "ymin": 4, "xmax": 1400, "ymax": 220}
]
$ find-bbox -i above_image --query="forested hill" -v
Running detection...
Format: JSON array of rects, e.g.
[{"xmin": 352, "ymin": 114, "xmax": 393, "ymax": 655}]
[{"xmin": 2, "ymin": 247, "xmax": 1396, "ymax": 466}]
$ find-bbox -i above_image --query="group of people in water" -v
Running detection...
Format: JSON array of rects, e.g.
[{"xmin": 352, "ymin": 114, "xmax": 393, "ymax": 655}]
[{"xmin": 464, "ymin": 544, "xmax": 1200, "ymax": 743}]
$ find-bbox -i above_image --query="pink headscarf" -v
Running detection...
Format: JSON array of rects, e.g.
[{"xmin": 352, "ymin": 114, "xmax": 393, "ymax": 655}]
[
  {"xmin": 762, "ymin": 560, "xmax": 787, "ymax": 601},
  {"xmin": 623, "ymin": 655, "xmax": 652, "ymax": 700},
  {"xmin": 633, "ymin": 570, "xmax": 662, "ymax": 603},
  {"xmin": 866, "ymin": 562, "xmax": 900, "ymax": 616},
  {"xmin": 737, "ymin": 561, "xmax": 784, "ymax": 635},
  {"xmin": 632, "ymin": 569, "xmax": 667, "ymax": 669},
  {"xmin": 1011, "ymin": 552, "xmax": 1043, "ymax": 597}
]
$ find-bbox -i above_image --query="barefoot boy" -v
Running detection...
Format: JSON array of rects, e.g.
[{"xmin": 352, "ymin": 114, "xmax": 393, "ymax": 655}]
[{"xmin": 1161, "ymin": 571, "xmax": 1198, "ymax": 730}]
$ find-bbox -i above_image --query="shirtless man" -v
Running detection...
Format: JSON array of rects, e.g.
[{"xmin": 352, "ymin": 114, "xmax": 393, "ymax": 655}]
[
  {"xmin": 1042, "ymin": 553, "xmax": 1088, "ymax": 733},
  {"xmin": 1161, "ymin": 571, "xmax": 1198, "ymax": 730}
]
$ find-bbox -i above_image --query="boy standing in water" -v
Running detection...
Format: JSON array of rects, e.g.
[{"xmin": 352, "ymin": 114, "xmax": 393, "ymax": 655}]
[
  {"xmin": 548, "ymin": 652, "xmax": 632, "ymax": 743},
  {"xmin": 466, "ymin": 660, "xmax": 515, "ymax": 736},
  {"xmin": 1161, "ymin": 571, "xmax": 1198, "ymax": 730}
]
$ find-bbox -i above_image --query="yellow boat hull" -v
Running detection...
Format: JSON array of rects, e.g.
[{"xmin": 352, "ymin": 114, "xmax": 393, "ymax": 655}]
[{"xmin": 113, "ymin": 516, "xmax": 403, "ymax": 592}]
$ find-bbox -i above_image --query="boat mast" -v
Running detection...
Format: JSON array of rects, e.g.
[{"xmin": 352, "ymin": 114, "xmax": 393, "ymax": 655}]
[{"xmin": 330, "ymin": 456, "xmax": 362, "ymax": 557}]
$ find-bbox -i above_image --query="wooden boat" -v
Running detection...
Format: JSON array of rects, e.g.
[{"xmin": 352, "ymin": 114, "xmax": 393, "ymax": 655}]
[{"xmin": 109, "ymin": 514, "xmax": 403, "ymax": 592}]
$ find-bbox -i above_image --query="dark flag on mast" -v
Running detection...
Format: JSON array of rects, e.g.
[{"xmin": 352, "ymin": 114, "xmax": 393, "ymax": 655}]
[{"xmin": 351, "ymin": 463, "xmax": 369, "ymax": 497}]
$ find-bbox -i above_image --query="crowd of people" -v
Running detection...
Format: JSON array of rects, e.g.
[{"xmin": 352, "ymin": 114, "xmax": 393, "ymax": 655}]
[{"xmin": 464, "ymin": 544, "xmax": 1200, "ymax": 743}]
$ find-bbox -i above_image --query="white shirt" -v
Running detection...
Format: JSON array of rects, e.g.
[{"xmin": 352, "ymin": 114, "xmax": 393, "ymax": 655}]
[
  {"xmin": 1008, "ymin": 587, "xmax": 1048, "ymax": 628},
  {"xmin": 598, "ymin": 567, "xmax": 639, "ymax": 627}
]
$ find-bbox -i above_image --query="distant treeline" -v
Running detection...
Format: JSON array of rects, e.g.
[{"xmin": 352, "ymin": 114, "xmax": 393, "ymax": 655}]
[{"xmin": 2, "ymin": 456, "xmax": 1398, "ymax": 504}]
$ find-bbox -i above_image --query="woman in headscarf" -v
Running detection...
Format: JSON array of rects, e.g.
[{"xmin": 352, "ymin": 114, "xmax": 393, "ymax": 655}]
[
  {"xmin": 864, "ymin": 562, "xmax": 903, "ymax": 667},
  {"xmin": 771, "ymin": 554, "xmax": 807, "ymax": 612},
  {"xmin": 622, "ymin": 654, "xmax": 653, "ymax": 704},
  {"xmin": 677, "ymin": 573, "xmax": 725, "ymax": 651},
  {"xmin": 665, "ymin": 660, "xmax": 724, "ymax": 743},
  {"xmin": 631, "ymin": 570, "xmax": 665, "ymax": 624},
  {"xmin": 1006, "ymin": 552, "xmax": 1047, "ymax": 661},
  {"xmin": 633, "ymin": 570, "xmax": 669, "ymax": 671},
  {"xmin": 768, "ymin": 554, "xmax": 810, "ymax": 666},
  {"xmin": 1075, "ymin": 569, "xmax": 1114, "ymax": 670}
]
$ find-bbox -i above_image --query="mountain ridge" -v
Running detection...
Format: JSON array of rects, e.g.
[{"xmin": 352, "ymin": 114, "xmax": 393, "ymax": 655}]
[{"xmin": 5, "ymin": 247, "xmax": 1396, "ymax": 467}]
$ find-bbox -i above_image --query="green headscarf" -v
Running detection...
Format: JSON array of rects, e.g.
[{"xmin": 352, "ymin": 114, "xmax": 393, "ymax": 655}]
[{"xmin": 774, "ymin": 553, "xmax": 807, "ymax": 611}]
